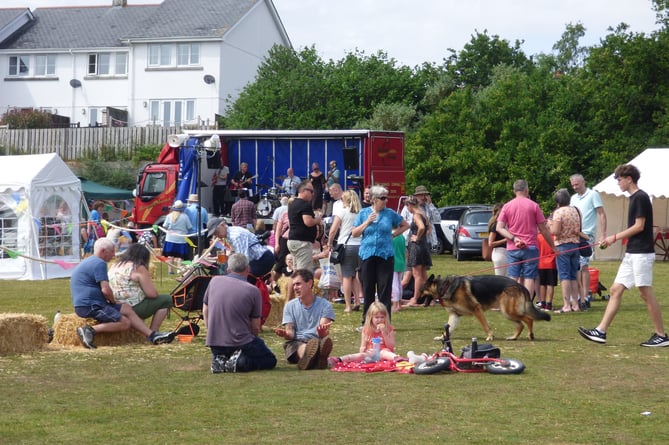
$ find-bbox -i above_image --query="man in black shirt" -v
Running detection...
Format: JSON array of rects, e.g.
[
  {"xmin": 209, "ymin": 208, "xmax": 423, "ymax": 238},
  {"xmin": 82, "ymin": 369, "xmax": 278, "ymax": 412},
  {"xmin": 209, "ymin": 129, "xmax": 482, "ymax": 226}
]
[
  {"xmin": 287, "ymin": 181, "xmax": 323, "ymax": 271},
  {"xmin": 578, "ymin": 164, "xmax": 669, "ymax": 347}
]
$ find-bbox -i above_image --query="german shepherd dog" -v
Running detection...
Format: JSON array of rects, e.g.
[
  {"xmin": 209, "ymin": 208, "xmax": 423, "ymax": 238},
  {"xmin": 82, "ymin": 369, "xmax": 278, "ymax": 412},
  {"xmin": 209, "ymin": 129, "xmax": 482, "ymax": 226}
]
[{"xmin": 421, "ymin": 274, "xmax": 550, "ymax": 341}]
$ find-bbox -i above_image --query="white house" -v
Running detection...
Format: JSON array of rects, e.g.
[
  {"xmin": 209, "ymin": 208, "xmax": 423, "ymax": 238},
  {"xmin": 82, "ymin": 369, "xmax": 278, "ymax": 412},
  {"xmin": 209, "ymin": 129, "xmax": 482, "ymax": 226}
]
[{"xmin": 0, "ymin": 0, "xmax": 291, "ymax": 127}]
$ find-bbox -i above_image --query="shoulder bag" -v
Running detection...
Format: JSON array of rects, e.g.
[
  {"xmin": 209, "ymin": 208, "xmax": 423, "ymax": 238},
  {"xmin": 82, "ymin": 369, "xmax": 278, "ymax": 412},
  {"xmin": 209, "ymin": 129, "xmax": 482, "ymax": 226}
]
[{"xmin": 330, "ymin": 234, "xmax": 351, "ymax": 264}]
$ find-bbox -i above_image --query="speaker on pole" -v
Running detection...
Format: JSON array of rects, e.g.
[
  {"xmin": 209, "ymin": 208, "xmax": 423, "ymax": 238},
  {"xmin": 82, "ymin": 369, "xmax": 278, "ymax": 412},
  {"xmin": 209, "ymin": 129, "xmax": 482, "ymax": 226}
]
[{"xmin": 343, "ymin": 148, "xmax": 358, "ymax": 170}]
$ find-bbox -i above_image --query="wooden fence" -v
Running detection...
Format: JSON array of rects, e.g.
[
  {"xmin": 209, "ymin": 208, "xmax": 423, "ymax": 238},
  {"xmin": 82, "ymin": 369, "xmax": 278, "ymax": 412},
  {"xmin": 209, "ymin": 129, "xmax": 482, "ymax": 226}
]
[{"xmin": 0, "ymin": 126, "xmax": 215, "ymax": 161}]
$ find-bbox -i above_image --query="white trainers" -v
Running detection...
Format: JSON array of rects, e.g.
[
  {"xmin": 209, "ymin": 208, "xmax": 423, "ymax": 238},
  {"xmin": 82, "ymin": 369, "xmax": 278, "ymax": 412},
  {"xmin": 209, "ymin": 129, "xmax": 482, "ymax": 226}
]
[{"xmin": 407, "ymin": 351, "xmax": 428, "ymax": 365}]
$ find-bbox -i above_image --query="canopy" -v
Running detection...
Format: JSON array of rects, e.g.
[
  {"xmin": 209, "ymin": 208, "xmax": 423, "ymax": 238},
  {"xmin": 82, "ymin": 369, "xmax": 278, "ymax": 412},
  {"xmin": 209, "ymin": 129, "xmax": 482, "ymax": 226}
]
[
  {"xmin": 593, "ymin": 148, "xmax": 669, "ymax": 260},
  {"xmin": 0, "ymin": 153, "xmax": 82, "ymax": 280},
  {"xmin": 79, "ymin": 178, "xmax": 134, "ymax": 200}
]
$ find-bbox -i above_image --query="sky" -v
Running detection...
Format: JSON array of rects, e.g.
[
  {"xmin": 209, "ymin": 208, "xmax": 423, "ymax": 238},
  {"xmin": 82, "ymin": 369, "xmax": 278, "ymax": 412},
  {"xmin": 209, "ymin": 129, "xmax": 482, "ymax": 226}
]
[{"xmin": 2, "ymin": 0, "xmax": 662, "ymax": 67}]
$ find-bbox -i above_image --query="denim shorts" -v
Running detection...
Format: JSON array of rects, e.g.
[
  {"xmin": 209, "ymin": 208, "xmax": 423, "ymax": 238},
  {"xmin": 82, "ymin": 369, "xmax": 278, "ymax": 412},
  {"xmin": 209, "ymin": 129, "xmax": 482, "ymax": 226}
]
[
  {"xmin": 556, "ymin": 243, "xmax": 579, "ymax": 281},
  {"xmin": 506, "ymin": 247, "xmax": 539, "ymax": 279},
  {"xmin": 75, "ymin": 303, "xmax": 123, "ymax": 323}
]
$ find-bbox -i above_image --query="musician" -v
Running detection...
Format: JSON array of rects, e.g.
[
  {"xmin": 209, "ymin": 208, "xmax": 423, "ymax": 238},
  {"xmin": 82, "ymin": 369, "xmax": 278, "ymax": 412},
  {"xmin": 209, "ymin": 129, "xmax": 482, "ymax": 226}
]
[
  {"xmin": 211, "ymin": 165, "xmax": 229, "ymax": 217},
  {"xmin": 280, "ymin": 167, "xmax": 300, "ymax": 197},
  {"xmin": 231, "ymin": 162, "xmax": 254, "ymax": 192}
]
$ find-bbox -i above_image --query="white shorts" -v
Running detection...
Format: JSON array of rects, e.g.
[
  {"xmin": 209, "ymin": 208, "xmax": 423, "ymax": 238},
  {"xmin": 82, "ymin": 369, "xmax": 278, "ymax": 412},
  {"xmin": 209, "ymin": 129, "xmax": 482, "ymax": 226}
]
[{"xmin": 614, "ymin": 253, "xmax": 655, "ymax": 289}]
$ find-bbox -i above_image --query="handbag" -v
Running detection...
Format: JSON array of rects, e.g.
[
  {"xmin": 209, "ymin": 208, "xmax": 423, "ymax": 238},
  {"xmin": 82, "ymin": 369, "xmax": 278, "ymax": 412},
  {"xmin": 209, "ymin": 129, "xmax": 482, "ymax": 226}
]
[
  {"xmin": 574, "ymin": 207, "xmax": 592, "ymax": 257},
  {"xmin": 330, "ymin": 234, "xmax": 351, "ymax": 265},
  {"xmin": 481, "ymin": 238, "xmax": 492, "ymax": 261},
  {"xmin": 579, "ymin": 239, "xmax": 592, "ymax": 258}
]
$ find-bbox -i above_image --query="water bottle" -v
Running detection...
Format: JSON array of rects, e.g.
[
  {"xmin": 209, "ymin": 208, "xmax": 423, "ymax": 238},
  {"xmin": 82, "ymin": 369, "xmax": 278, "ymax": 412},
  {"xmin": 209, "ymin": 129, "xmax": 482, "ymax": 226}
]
[
  {"xmin": 471, "ymin": 337, "xmax": 478, "ymax": 354},
  {"xmin": 53, "ymin": 310, "xmax": 61, "ymax": 326},
  {"xmin": 371, "ymin": 337, "xmax": 381, "ymax": 362}
]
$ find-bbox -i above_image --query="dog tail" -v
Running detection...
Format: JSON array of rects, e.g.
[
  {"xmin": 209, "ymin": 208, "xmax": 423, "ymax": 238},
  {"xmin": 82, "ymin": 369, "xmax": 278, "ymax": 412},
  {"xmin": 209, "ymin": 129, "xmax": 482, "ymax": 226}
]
[
  {"xmin": 520, "ymin": 286, "xmax": 551, "ymax": 321},
  {"xmin": 529, "ymin": 303, "xmax": 551, "ymax": 321}
]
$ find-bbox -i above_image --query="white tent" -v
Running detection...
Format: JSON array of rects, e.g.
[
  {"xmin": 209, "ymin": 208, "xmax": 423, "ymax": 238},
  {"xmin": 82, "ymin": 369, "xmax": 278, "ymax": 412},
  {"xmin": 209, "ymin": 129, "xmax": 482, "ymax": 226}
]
[
  {"xmin": 0, "ymin": 153, "xmax": 82, "ymax": 280},
  {"xmin": 593, "ymin": 148, "xmax": 669, "ymax": 260}
]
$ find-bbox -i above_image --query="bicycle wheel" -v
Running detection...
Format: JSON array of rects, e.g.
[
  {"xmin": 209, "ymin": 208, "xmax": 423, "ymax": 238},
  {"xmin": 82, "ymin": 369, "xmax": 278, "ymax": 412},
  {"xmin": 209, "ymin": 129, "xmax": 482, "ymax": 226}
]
[
  {"xmin": 413, "ymin": 357, "xmax": 451, "ymax": 374},
  {"xmin": 485, "ymin": 358, "xmax": 525, "ymax": 374}
]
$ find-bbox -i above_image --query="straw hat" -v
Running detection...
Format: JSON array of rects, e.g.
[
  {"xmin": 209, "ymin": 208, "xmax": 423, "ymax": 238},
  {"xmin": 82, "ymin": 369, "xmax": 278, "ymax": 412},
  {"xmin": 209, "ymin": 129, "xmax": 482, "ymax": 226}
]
[
  {"xmin": 414, "ymin": 185, "xmax": 430, "ymax": 195},
  {"xmin": 171, "ymin": 200, "xmax": 185, "ymax": 211},
  {"xmin": 188, "ymin": 194, "xmax": 199, "ymax": 203}
]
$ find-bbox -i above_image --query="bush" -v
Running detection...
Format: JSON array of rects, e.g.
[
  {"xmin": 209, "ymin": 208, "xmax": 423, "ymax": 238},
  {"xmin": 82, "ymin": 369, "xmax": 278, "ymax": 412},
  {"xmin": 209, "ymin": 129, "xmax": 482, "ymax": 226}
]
[{"xmin": 1, "ymin": 108, "xmax": 52, "ymax": 129}]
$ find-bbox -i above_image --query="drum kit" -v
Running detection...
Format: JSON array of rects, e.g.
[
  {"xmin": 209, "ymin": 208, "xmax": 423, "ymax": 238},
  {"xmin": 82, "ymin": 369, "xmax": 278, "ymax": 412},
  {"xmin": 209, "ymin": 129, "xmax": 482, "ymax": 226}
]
[{"xmin": 255, "ymin": 184, "xmax": 283, "ymax": 218}]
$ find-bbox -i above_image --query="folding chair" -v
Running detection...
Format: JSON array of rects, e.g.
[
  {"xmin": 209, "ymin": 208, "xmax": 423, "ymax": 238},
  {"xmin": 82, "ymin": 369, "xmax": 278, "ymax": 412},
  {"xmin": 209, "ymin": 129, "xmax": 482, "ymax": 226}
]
[{"xmin": 170, "ymin": 266, "xmax": 211, "ymax": 336}]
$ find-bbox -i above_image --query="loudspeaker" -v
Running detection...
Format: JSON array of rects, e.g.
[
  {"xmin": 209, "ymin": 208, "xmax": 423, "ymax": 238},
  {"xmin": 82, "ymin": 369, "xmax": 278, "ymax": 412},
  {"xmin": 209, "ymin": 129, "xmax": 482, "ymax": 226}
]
[
  {"xmin": 167, "ymin": 134, "xmax": 187, "ymax": 148},
  {"xmin": 206, "ymin": 150, "xmax": 222, "ymax": 169},
  {"xmin": 343, "ymin": 148, "xmax": 358, "ymax": 170}
]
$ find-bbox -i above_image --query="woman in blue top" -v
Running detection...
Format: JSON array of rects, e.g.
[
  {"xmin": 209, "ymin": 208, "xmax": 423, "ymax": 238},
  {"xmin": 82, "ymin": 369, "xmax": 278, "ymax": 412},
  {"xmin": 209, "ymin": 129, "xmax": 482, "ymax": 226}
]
[{"xmin": 352, "ymin": 185, "xmax": 409, "ymax": 325}]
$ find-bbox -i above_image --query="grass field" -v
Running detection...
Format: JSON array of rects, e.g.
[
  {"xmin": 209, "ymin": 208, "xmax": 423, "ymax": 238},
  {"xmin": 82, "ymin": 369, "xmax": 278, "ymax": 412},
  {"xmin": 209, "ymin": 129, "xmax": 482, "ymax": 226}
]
[{"xmin": 1, "ymin": 256, "xmax": 669, "ymax": 444}]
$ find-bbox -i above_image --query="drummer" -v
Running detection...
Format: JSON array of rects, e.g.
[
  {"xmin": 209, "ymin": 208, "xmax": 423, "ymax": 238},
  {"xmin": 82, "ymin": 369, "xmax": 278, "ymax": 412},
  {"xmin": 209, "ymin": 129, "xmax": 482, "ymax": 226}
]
[
  {"xmin": 230, "ymin": 189, "xmax": 256, "ymax": 230},
  {"xmin": 280, "ymin": 167, "xmax": 300, "ymax": 197}
]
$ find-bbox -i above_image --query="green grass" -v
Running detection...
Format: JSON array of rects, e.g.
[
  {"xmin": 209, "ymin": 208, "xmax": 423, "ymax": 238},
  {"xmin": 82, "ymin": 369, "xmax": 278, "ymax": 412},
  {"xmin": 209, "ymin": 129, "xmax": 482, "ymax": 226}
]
[{"xmin": 2, "ymin": 257, "xmax": 669, "ymax": 444}]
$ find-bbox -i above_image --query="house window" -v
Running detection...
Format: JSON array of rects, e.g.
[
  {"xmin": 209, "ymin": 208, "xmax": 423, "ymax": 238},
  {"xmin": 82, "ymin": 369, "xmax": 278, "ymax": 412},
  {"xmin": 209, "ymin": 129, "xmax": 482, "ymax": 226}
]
[
  {"xmin": 8, "ymin": 55, "xmax": 30, "ymax": 76},
  {"xmin": 177, "ymin": 43, "xmax": 200, "ymax": 66},
  {"xmin": 149, "ymin": 44, "xmax": 172, "ymax": 66},
  {"xmin": 149, "ymin": 43, "xmax": 200, "ymax": 67},
  {"xmin": 34, "ymin": 55, "xmax": 56, "ymax": 76},
  {"xmin": 149, "ymin": 99, "xmax": 196, "ymax": 126},
  {"xmin": 88, "ymin": 52, "xmax": 128, "ymax": 76},
  {"xmin": 115, "ymin": 53, "xmax": 128, "ymax": 75}
]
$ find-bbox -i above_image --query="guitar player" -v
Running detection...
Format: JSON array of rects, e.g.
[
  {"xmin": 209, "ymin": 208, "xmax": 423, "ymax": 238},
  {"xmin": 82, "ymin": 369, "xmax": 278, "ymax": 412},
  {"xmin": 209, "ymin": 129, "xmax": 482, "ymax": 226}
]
[{"xmin": 230, "ymin": 162, "xmax": 255, "ymax": 198}]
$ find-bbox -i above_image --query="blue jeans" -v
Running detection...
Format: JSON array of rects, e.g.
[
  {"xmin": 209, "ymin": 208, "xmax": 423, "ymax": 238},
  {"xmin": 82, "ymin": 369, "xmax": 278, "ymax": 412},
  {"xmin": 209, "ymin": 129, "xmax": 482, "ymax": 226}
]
[{"xmin": 210, "ymin": 336, "xmax": 277, "ymax": 372}]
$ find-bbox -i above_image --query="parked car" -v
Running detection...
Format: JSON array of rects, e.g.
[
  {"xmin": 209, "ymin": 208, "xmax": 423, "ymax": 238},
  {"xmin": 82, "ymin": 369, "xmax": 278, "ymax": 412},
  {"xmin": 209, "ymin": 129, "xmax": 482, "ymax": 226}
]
[
  {"xmin": 452, "ymin": 207, "xmax": 493, "ymax": 261},
  {"xmin": 439, "ymin": 205, "xmax": 489, "ymax": 253}
]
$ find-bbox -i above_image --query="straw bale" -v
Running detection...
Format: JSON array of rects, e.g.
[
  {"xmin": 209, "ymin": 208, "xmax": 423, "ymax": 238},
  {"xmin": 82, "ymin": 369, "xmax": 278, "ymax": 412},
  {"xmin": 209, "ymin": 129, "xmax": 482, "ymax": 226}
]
[
  {"xmin": 0, "ymin": 313, "xmax": 49, "ymax": 355},
  {"xmin": 265, "ymin": 293, "xmax": 285, "ymax": 329},
  {"xmin": 52, "ymin": 313, "xmax": 147, "ymax": 348}
]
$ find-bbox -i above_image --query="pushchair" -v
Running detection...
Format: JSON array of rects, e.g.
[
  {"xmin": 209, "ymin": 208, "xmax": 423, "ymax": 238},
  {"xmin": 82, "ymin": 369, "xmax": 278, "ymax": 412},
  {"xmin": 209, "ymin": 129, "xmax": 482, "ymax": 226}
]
[{"xmin": 170, "ymin": 264, "xmax": 211, "ymax": 336}]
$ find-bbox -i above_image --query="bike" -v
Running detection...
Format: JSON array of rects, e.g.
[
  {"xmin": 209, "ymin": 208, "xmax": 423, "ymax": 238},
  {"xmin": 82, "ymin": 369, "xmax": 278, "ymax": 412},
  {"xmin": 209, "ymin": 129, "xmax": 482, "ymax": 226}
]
[{"xmin": 413, "ymin": 324, "xmax": 525, "ymax": 375}]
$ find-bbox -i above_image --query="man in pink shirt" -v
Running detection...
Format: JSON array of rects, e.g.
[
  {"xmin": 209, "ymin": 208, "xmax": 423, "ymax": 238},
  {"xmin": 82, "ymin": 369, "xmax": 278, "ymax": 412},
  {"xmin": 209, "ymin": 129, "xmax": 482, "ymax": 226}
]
[{"xmin": 496, "ymin": 179, "xmax": 555, "ymax": 296}]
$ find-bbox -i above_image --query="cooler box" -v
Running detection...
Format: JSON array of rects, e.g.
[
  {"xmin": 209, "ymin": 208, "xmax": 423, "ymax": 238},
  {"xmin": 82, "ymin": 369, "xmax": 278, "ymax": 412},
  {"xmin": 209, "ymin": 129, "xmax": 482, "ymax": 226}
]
[{"xmin": 588, "ymin": 267, "xmax": 600, "ymax": 294}]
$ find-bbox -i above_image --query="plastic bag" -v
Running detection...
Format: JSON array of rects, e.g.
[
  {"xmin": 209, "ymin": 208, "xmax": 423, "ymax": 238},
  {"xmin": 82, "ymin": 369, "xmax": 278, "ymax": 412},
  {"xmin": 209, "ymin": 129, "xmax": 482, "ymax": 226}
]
[{"xmin": 318, "ymin": 257, "xmax": 342, "ymax": 289}]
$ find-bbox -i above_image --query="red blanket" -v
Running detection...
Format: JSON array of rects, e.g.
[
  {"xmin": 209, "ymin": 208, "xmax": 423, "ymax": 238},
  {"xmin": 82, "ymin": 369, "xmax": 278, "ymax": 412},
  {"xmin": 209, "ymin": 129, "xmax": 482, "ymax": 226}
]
[{"xmin": 330, "ymin": 359, "xmax": 414, "ymax": 373}]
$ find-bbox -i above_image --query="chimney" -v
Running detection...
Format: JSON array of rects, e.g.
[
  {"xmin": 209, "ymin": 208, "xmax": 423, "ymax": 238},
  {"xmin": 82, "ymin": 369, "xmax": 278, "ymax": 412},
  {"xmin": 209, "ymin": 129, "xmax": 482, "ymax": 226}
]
[{"xmin": 112, "ymin": 0, "xmax": 127, "ymax": 7}]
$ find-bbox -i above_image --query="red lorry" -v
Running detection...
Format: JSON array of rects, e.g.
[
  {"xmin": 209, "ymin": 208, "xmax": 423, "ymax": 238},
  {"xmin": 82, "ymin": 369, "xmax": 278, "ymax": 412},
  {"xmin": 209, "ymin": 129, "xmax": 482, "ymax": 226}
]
[{"xmin": 132, "ymin": 129, "xmax": 406, "ymax": 228}]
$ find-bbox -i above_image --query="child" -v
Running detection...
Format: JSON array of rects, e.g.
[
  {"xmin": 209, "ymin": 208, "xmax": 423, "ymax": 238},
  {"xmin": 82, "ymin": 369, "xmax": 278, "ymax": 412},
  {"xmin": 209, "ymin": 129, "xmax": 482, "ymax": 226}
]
[
  {"xmin": 328, "ymin": 302, "xmax": 402, "ymax": 366},
  {"xmin": 537, "ymin": 228, "xmax": 557, "ymax": 311},
  {"xmin": 391, "ymin": 234, "xmax": 407, "ymax": 313}
]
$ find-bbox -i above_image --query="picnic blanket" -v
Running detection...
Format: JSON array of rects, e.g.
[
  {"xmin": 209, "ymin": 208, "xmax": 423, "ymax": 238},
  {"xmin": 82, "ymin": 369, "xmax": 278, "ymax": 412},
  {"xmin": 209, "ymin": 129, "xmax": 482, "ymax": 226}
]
[{"xmin": 330, "ymin": 359, "xmax": 414, "ymax": 373}]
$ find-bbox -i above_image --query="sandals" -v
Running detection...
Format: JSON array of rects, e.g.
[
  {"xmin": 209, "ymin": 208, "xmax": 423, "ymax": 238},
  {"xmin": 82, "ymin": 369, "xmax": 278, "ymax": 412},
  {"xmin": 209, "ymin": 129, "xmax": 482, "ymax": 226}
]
[{"xmin": 554, "ymin": 307, "xmax": 572, "ymax": 314}]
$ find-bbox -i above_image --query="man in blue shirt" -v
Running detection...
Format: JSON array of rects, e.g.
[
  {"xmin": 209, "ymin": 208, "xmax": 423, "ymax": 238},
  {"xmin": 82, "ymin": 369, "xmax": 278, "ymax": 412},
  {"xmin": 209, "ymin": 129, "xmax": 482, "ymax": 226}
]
[
  {"xmin": 274, "ymin": 269, "xmax": 335, "ymax": 370},
  {"xmin": 71, "ymin": 238, "xmax": 174, "ymax": 348}
]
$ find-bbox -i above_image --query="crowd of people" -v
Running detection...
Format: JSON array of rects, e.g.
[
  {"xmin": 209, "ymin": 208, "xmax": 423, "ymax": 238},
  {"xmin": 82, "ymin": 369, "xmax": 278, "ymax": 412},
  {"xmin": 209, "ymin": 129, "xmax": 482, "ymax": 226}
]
[{"xmin": 70, "ymin": 161, "xmax": 669, "ymax": 373}]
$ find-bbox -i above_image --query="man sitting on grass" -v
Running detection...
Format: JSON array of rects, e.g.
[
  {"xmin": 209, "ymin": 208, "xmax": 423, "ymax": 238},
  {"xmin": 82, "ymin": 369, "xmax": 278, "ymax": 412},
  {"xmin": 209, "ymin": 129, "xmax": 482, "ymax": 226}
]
[
  {"xmin": 71, "ymin": 238, "xmax": 175, "ymax": 349},
  {"xmin": 274, "ymin": 269, "xmax": 334, "ymax": 370}
]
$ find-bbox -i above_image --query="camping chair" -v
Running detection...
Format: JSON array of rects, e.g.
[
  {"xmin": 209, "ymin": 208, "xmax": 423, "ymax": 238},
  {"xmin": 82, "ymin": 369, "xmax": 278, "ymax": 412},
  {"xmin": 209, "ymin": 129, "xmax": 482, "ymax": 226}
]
[{"xmin": 170, "ymin": 264, "xmax": 211, "ymax": 336}]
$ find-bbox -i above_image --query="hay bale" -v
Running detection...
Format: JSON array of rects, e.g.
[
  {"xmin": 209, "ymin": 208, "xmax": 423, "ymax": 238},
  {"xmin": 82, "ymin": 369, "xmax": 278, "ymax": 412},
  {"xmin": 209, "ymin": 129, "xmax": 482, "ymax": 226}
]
[
  {"xmin": 265, "ymin": 293, "xmax": 285, "ymax": 329},
  {"xmin": 0, "ymin": 313, "xmax": 49, "ymax": 355},
  {"xmin": 52, "ymin": 313, "xmax": 147, "ymax": 348}
]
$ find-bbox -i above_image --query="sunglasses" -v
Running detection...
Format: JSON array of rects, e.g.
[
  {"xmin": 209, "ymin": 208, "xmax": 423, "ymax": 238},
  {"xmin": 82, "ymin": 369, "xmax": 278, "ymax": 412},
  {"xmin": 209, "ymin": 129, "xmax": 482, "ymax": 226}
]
[
  {"xmin": 304, "ymin": 188, "xmax": 315, "ymax": 193},
  {"xmin": 377, "ymin": 196, "xmax": 388, "ymax": 201}
]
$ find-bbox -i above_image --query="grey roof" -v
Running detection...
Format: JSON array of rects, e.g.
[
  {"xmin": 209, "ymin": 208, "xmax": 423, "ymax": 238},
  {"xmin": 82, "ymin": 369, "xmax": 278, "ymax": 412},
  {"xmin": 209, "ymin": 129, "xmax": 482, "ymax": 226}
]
[
  {"xmin": 0, "ymin": 8, "xmax": 28, "ymax": 28},
  {"xmin": 1, "ymin": 0, "xmax": 260, "ymax": 50}
]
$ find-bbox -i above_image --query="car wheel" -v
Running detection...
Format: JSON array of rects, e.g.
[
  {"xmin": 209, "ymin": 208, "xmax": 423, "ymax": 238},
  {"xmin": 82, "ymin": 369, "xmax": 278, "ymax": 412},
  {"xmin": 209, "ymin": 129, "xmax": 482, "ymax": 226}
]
[
  {"xmin": 455, "ymin": 248, "xmax": 466, "ymax": 262},
  {"xmin": 430, "ymin": 238, "xmax": 444, "ymax": 255}
]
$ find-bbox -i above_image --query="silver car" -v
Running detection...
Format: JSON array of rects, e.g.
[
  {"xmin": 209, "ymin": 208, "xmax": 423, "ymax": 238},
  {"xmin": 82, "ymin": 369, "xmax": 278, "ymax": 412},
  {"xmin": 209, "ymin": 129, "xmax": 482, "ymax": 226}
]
[{"xmin": 452, "ymin": 207, "xmax": 493, "ymax": 261}]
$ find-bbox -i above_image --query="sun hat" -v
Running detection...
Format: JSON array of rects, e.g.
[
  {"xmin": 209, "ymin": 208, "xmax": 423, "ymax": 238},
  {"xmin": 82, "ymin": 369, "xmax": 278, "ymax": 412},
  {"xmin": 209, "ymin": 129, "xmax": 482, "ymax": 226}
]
[
  {"xmin": 187, "ymin": 194, "xmax": 199, "ymax": 203},
  {"xmin": 414, "ymin": 185, "xmax": 430, "ymax": 195},
  {"xmin": 171, "ymin": 200, "xmax": 185, "ymax": 211},
  {"xmin": 207, "ymin": 217, "xmax": 225, "ymax": 237}
]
